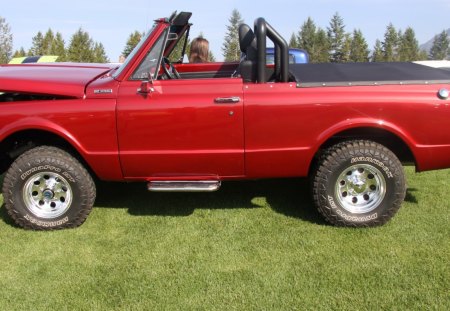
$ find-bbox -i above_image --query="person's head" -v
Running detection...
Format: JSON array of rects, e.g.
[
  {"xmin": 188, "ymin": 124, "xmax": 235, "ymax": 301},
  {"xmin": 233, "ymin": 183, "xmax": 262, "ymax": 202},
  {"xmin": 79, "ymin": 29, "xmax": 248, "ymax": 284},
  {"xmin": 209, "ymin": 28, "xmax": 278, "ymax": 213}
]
[{"xmin": 189, "ymin": 37, "xmax": 209, "ymax": 63}]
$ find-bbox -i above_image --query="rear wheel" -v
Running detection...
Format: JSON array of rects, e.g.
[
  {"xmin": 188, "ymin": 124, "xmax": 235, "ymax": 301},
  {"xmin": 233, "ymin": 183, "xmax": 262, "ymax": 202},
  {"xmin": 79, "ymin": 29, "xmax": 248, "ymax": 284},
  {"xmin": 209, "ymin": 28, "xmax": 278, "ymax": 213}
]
[
  {"xmin": 2, "ymin": 146, "xmax": 96, "ymax": 230},
  {"xmin": 312, "ymin": 140, "xmax": 406, "ymax": 227}
]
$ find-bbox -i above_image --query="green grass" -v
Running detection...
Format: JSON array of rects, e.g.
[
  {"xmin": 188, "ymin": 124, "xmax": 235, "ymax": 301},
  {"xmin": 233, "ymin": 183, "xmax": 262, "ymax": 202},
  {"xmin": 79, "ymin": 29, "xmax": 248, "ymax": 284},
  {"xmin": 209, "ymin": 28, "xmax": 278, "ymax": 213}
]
[{"xmin": 0, "ymin": 166, "xmax": 449, "ymax": 310}]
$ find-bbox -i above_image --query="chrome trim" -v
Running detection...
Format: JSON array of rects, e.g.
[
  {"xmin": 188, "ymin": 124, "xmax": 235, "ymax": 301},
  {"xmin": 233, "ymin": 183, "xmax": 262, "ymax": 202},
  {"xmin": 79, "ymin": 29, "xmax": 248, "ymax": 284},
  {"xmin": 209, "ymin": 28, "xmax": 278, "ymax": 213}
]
[
  {"xmin": 148, "ymin": 180, "xmax": 221, "ymax": 192},
  {"xmin": 296, "ymin": 80, "xmax": 450, "ymax": 88},
  {"xmin": 214, "ymin": 97, "xmax": 241, "ymax": 104},
  {"xmin": 438, "ymin": 88, "xmax": 449, "ymax": 99},
  {"xmin": 94, "ymin": 89, "xmax": 113, "ymax": 94}
]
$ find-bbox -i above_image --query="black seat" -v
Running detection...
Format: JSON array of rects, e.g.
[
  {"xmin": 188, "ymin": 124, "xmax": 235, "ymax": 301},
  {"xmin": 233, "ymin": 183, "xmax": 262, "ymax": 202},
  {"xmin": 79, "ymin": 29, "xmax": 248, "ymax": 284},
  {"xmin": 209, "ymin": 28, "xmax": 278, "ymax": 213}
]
[
  {"xmin": 237, "ymin": 24, "xmax": 257, "ymax": 82},
  {"xmin": 239, "ymin": 24, "xmax": 257, "ymax": 61}
]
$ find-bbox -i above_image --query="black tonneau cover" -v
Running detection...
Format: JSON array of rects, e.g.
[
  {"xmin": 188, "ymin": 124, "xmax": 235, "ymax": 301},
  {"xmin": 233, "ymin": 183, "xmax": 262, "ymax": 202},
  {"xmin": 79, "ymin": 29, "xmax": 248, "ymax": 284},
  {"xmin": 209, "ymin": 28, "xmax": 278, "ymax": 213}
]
[{"xmin": 290, "ymin": 62, "xmax": 450, "ymax": 87}]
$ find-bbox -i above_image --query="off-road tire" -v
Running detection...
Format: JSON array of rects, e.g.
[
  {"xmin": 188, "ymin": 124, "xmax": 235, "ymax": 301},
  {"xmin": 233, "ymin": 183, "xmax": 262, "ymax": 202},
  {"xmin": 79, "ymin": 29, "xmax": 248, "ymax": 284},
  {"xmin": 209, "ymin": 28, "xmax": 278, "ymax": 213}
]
[
  {"xmin": 312, "ymin": 140, "xmax": 406, "ymax": 227},
  {"xmin": 2, "ymin": 146, "xmax": 96, "ymax": 230}
]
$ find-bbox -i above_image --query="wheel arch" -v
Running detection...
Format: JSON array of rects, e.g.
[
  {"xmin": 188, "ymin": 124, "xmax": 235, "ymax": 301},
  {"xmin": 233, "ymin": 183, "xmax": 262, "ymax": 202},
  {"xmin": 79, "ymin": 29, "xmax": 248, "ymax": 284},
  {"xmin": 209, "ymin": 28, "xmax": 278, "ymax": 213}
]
[
  {"xmin": 0, "ymin": 128, "xmax": 98, "ymax": 179},
  {"xmin": 309, "ymin": 125, "xmax": 417, "ymax": 176}
]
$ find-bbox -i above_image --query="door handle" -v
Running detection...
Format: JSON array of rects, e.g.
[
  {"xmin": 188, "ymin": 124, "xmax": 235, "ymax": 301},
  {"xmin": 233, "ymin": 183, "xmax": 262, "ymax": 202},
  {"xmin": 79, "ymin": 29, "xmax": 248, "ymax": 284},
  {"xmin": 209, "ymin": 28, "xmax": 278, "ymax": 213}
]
[{"xmin": 214, "ymin": 97, "xmax": 241, "ymax": 104}]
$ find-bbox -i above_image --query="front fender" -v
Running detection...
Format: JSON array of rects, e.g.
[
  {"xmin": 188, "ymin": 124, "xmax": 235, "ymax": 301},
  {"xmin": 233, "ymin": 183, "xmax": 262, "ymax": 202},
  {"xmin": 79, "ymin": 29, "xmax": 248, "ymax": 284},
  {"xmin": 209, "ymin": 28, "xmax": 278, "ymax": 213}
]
[{"xmin": 0, "ymin": 99, "xmax": 123, "ymax": 180}]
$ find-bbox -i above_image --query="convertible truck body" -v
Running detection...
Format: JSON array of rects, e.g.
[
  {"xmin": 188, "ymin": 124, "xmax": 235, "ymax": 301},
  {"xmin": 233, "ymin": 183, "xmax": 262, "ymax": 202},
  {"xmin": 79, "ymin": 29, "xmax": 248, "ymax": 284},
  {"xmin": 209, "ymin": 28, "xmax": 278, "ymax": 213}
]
[{"xmin": 0, "ymin": 12, "xmax": 449, "ymax": 229}]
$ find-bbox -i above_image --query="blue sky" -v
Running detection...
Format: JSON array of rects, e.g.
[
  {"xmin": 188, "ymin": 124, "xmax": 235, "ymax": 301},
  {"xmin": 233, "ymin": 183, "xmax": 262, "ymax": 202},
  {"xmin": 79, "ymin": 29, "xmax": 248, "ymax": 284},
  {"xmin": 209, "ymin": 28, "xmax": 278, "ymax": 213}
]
[{"xmin": 2, "ymin": 0, "xmax": 450, "ymax": 61}]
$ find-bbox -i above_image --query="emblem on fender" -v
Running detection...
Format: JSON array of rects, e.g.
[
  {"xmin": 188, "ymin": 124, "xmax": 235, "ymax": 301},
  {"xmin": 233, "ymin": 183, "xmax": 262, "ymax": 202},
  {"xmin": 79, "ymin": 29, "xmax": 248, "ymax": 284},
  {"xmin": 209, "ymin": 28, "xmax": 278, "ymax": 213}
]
[{"xmin": 94, "ymin": 89, "xmax": 113, "ymax": 94}]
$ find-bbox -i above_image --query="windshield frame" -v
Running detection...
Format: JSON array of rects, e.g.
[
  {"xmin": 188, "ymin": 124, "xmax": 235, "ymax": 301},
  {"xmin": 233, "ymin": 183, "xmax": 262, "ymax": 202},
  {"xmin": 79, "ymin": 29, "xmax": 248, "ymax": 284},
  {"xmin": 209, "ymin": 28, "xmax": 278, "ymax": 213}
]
[{"xmin": 112, "ymin": 23, "xmax": 158, "ymax": 80}]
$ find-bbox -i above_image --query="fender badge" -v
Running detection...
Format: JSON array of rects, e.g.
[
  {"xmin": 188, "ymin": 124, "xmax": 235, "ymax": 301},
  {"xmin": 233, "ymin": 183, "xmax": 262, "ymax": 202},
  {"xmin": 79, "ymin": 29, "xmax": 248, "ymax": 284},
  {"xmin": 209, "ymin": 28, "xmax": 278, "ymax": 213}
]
[{"xmin": 94, "ymin": 89, "xmax": 113, "ymax": 94}]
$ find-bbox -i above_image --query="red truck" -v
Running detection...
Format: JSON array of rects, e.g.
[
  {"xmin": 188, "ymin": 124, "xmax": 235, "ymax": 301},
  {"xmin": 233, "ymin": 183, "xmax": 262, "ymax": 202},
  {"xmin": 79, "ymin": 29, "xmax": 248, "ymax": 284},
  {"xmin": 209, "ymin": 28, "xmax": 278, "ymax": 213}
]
[{"xmin": 1, "ymin": 12, "xmax": 449, "ymax": 230}]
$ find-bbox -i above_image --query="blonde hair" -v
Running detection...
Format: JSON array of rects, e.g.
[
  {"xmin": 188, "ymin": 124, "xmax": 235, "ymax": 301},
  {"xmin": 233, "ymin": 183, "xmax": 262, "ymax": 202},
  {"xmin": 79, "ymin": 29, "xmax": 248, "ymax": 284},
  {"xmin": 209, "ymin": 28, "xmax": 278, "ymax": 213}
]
[{"xmin": 189, "ymin": 37, "xmax": 209, "ymax": 63}]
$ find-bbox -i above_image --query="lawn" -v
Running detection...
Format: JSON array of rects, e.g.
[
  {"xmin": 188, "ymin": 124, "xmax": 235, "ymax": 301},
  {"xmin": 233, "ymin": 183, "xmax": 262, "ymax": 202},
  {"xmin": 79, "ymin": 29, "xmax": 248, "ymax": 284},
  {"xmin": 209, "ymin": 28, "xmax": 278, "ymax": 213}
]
[{"xmin": 0, "ymin": 166, "xmax": 448, "ymax": 310}]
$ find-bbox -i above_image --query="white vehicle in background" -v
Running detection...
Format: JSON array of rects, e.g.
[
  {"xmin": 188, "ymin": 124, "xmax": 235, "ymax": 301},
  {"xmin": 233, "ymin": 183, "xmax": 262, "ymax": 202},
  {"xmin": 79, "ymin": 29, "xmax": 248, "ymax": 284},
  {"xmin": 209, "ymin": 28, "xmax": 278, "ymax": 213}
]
[{"xmin": 414, "ymin": 60, "xmax": 450, "ymax": 71}]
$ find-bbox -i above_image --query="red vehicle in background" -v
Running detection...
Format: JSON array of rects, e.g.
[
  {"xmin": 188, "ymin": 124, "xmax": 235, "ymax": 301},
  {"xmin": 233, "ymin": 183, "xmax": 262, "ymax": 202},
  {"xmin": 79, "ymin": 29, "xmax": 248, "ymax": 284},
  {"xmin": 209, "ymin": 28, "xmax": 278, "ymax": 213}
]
[{"xmin": 0, "ymin": 12, "xmax": 449, "ymax": 230}]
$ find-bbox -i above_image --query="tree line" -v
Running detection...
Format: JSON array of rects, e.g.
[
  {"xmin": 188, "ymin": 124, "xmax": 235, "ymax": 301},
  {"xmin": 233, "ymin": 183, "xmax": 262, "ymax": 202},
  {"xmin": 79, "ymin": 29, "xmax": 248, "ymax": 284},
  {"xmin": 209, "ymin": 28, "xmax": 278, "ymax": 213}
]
[
  {"xmin": 222, "ymin": 10, "xmax": 449, "ymax": 63},
  {"xmin": 1, "ymin": 11, "xmax": 449, "ymax": 64},
  {"xmin": 0, "ymin": 16, "xmax": 108, "ymax": 63}
]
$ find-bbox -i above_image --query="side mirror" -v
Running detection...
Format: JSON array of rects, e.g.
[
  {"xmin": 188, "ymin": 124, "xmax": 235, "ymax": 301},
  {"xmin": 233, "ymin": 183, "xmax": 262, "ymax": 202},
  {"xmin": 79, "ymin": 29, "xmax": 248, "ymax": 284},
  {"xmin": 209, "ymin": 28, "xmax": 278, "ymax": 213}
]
[{"xmin": 137, "ymin": 80, "xmax": 154, "ymax": 97}]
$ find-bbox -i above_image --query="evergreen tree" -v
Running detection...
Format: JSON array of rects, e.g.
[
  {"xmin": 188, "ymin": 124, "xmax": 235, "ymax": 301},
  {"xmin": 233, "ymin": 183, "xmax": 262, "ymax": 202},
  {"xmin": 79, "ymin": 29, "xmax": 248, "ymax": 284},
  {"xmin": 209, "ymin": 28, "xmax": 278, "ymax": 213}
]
[
  {"xmin": 67, "ymin": 28, "xmax": 95, "ymax": 62},
  {"xmin": 349, "ymin": 29, "xmax": 369, "ymax": 62},
  {"xmin": 289, "ymin": 33, "xmax": 298, "ymax": 48},
  {"xmin": 13, "ymin": 47, "xmax": 27, "ymax": 58},
  {"xmin": 29, "ymin": 31, "xmax": 44, "ymax": 56},
  {"xmin": 0, "ymin": 16, "xmax": 13, "ymax": 63},
  {"xmin": 398, "ymin": 27, "xmax": 420, "ymax": 61},
  {"xmin": 208, "ymin": 51, "xmax": 216, "ymax": 62},
  {"xmin": 170, "ymin": 34, "xmax": 190, "ymax": 63},
  {"xmin": 418, "ymin": 50, "xmax": 428, "ymax": 61},
  {"xmin": 341, "ymin": 33, "xmax": 352, "ymax": 62},
  {"xmin": 93, "ymin": 42, "xmax": 109, "ymax": 63},
  {"xmin": 52, "ymin": 32, "xmax": 66, "ymax": 61},
  {"xmin": 298, "ymin": 17, "xmax": 317, "ymax": 54},
  {"xmin": 429, "ymin": 30, "xmax": 450, "ymax": 60},
  {"xmin": 122, "ymin": 31, "xmax": 143, "ymax": 57},
  {"xmin": 28, "ymin": 29, "xmax": 66, "ymax": 60},
  {"xmin": 297, "ymin": 17, "xmax": 329, "ymax": 63},
  {"xmin": 382, "ymin": 23, "xmax": 399, "ymax": 61},
  {"xmin": 314, "ymin": 28, "xmax": 331, "ymax": 63},
  {"xmin": 371, "ymin": 39, "xmax": 384, "ymax": 62},
  {"xmin": 222, "ymin": 9, "xmax": 244, "ymax": 62},
  {"xmin": 327, "ymin": 12, "xmax": 346, "ymax": 62},
  {"xmin": 42, "ymin": 29, "xmax": 55, "ymax": 54}
]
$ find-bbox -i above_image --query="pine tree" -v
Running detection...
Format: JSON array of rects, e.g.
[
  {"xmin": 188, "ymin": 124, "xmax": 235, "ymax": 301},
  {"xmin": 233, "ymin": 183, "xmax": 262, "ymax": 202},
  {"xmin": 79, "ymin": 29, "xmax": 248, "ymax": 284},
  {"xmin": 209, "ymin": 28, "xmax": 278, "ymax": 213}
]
[
  {"xmin": 314, "ymin": 28, "xmax": 331, "ymax": 63},
  {"xmin": 52, "ymin": 32, "xmax": 66, "ymax": 61},
  {"xmin": 298, "ymin": 17, "xmax": 317, "ymax": 54},
  {"xmin": 429, "ymin": 30, "xmax": 450, "ymax": 60},
  {"xmin": 67, "ymin": 28, "xmax": 95, "ymax": 62},
  {"xmin": 289, "ymin": 33, "xmax": 298, "ymax": 48},
  {"xmin": 93, "ymin": 42, "xmax": 109, "ymax": 63},
  {"xmin": 371, "ymin": 40, "xmax": 384, "ymax": 62},
  {"xmin": 341, "ymin": 33, "xmax": 352, "ymax": 63},
  {"xmin": 170, "ymin": 34, "xmax": 190, "ymax": 63},
  {"xmin": 29, "ymin": 31, "xmax": 44, "ymax": 56},
  {"xmin": 122, "ymin": 31, "xmax": 143, "ymax": 58},
  {"xmin": 208, "ymin": 51, "xmax": 216, "ymax": 62},
  {"xmin": 382, "ymin": 23, "xmax": 399, "ymax": 62},
  {"xmin": 327, "ymin": 12, "xmax": 346, "ymax": 62},
  {"xmin": 398, "ymin": 27, "xmax": 420, "ymax": 61},
  {"xmin": 42, "ymin": 29, "xmax": 55, "ymax": 54},
  {"xmin": 13, "ymin": 47, "xmax": 27, "ymax": 58},
  {"xmin": 297, "ymin": 17, "xmax": 329, "ymax": 63},
  {"xmin": 418, "ymin": 50, "xmax": 428, "ymax": 61},
  {"xmin": 349, "ymin": 29, "xmax": 369, "ymax": 62},
  {"xmin": 0, "ymin": 16, "xmax": 13, "ymax": 63},
  {"xmin": 222, "ymin": 9, "xmax": 244, "ymax": 62}
]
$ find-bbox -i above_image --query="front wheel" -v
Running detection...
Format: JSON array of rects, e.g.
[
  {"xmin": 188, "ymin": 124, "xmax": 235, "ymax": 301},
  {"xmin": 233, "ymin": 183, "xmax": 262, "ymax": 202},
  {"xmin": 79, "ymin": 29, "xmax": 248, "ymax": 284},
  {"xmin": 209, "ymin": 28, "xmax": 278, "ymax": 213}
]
[
  {"xmin": 312, "ymin": 140, "xmax": 406, "ymax": 227},
  {"xmin": 2, "ymin": 146, "xmax": 96, "ymax": 230}
]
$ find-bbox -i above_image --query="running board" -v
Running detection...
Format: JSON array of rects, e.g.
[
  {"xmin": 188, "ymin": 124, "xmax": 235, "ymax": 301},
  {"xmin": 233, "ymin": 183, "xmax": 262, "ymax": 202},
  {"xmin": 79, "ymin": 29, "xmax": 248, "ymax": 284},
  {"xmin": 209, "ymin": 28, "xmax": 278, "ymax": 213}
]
[{"xmin": 147, "ymin": 180, "xmax": 221, "ymax": 192}]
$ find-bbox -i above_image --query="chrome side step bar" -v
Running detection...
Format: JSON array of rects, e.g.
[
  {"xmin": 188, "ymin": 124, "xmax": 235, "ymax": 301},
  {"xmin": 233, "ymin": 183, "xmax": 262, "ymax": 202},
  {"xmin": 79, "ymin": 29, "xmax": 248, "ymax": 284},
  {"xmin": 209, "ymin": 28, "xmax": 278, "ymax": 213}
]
[{"xmin": 147, "ymin": 181, "xmax": 221, "ymax": 192}]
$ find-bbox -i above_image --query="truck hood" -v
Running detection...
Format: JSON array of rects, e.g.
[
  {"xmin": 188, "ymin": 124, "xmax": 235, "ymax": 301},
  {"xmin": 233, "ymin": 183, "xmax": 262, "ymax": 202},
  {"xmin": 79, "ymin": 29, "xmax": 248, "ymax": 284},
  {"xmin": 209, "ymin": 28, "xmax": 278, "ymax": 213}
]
[{"xmin": 0, "ymin": 63, "xmax": 118, "ymax": 98}]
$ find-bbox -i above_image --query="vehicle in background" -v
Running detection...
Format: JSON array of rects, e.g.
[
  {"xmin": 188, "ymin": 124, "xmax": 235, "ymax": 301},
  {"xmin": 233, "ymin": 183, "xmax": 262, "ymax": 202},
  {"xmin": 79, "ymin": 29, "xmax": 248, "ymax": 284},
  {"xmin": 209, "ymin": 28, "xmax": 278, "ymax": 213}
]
[
  {"xmin": 8, "ymin": 56, "xmax": 59, "ymax": 64},
  {"xmin": 266, "ymin": 47, "xmax": 309, "ymax": 64},
  {"xmin": 414, "ymin": 60, "xmax": 450, "ymax": 71}
]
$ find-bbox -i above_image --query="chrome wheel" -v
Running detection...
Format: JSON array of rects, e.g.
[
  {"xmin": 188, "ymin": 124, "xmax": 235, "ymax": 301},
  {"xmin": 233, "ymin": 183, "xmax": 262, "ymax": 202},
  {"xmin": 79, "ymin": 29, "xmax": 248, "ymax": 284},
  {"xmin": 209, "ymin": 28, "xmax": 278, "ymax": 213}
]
[
  {"xmin": 22, "ymin": 172, "xmax": 73, "ymax": 219},
  {"xmin": 335, "ymin": 164, "xmax": 386, "ymax": 214}
]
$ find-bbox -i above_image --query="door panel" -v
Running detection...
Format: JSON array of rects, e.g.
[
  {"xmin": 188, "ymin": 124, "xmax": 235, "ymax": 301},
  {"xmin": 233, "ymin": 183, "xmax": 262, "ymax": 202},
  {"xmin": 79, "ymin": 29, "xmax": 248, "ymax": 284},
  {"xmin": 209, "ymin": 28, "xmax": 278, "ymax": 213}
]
[{"xmin": 117, "ymin": 78, "xmax": 244, "ymax": 178}]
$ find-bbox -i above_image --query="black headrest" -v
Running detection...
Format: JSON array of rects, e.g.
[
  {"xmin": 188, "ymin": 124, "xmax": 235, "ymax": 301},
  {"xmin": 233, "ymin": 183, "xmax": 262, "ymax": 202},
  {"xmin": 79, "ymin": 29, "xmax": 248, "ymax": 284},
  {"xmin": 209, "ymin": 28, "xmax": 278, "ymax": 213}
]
[{"xmin": 238, "ymin": 24, "xmax": 257, "ymax": 61}]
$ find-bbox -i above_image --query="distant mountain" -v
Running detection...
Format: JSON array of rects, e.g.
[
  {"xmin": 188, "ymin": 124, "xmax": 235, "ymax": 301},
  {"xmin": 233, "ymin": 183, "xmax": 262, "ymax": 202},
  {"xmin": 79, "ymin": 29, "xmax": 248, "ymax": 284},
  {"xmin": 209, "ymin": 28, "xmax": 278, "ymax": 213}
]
[{"xmin": 420, "ymin": 28, "xmax": 450, "ymax": 52}]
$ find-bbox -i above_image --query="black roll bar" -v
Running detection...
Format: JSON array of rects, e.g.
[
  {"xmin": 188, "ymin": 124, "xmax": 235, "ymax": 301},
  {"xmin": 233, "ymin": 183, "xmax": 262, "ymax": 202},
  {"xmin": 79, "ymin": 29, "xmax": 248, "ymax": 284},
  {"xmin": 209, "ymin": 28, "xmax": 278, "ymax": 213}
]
[{"xmin": 254, "ymin": 18, "xmax": 289, "ymax": 83}]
